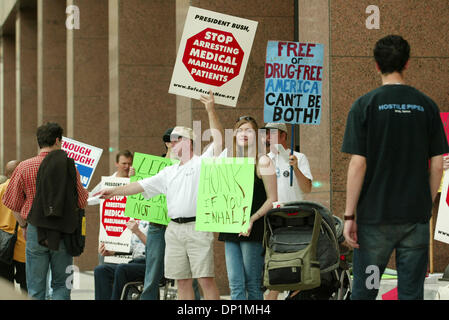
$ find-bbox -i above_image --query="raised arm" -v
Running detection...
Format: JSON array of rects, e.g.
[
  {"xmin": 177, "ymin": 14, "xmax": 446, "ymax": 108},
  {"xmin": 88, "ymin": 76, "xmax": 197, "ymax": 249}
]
[
  {"xmin": 94, "ymin": 181, "xmax": 144, "ymax": 199},
  {"xmin": 200, "ymin": 90, "xmax": 225, "ymax": 157}
]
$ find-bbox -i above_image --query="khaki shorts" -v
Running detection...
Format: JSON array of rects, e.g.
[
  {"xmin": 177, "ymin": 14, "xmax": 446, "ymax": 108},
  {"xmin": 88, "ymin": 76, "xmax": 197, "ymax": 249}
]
[{"xmin": 164, "ymin": 221, "xmax": 215, "ymax": 279}]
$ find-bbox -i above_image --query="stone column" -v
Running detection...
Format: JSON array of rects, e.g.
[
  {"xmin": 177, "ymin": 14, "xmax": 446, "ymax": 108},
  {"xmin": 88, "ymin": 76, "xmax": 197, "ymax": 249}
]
[
  {"xmin": 67, "ymin": 0, "xmax": 109, "ymax": 271},
  {"xmin": 115, "ymin": 0, "xmax": 177, "ymax": 156},
  {"xmin": 108, "ymin": 0, "xmax": 119, "ymax": 171},
  {"xmin": 37, "ymin": 0, "xmax": 66, "ymax": 128},
  {"xmin": 2, "ymin": 34, "xmax": 16, "ymax": 166},
  {"xmin": 175, "ymin": 0, "xmax": 192, "ymax": 128},
  {"xmin": 15, "ymin": 8, "xmax": 37, "ymax": 161},
  {"xmin": 297, "ymin": 0, "xmax": 331, "ymax": 209}
]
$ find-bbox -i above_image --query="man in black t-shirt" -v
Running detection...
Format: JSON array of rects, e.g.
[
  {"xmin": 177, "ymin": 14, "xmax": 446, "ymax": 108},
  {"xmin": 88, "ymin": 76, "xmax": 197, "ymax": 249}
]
[{"xmin": 341, "ymin": 35, "xmax": 449, "ymax": 300}]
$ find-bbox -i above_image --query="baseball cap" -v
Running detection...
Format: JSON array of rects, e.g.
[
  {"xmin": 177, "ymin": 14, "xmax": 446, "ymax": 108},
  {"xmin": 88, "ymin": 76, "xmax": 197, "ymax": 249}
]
[
  {"xmin": 170, "ymin": 126, "xmax": 195, "ymax": 141},
  {"xmin": 262, "ymin": 122, "xmax": 288, "ymax": 133},
  {"xmin": 162, "ymin": 128, "xmax": 174, "ymax": 142}
]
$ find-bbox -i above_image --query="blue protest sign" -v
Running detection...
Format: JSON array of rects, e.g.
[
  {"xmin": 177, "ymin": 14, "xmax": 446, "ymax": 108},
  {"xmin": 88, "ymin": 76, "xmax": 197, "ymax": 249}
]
[{"xmin": 264, "ymin": 41, "xmax": 324, "ymax": 125}]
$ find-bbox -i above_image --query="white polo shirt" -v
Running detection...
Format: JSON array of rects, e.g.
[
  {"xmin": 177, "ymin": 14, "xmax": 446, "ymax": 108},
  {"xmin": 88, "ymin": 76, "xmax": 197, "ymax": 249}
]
[
  {"xmin": 268, "ymin": 148, "xmax": 313, "ymax": 203},
  {"xmin": 138, "ymin": 145, "xmax": 221, "ymax": 219}
]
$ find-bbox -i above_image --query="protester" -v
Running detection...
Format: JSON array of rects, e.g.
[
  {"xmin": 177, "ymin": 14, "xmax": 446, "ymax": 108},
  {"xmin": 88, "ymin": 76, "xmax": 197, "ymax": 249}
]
[
  {"xmin": 2, "ymin": 122, "xmax": 88, "ymax": 300},
  {"xmin": 137, "ymin": 129, "xmax": 173, "ymax": 300},
  {"xmin": 215, "ymin": 114, "xmax": 277, "ymax": 300},
  {"xmin": 341, "ymin": 35, "xmax": 449, "ymax": 300},
  {"xmin": 263, "ymin": 122, "xmax": 313, "ymax": 200},
  {"xmin": 94, "ymin": 219, "xmax": 148, "ymax": 300},
  {"xmin": 262, "ymin": 122, "xmax": 313, "ymax": 300},
  {"xmin": 0, "ymin": 160, "xmax": 26, "ymax": 292},
  {"xmin": 88, "ymin": 150, "xmax": 133, "ymax": 205},
  {"xmin": 139, "ymin": 128, "xmax": 201, "ymax": 300},
  {"xmin": 95, "ymin": 92, "xmax": 222, "ymax": 300}
]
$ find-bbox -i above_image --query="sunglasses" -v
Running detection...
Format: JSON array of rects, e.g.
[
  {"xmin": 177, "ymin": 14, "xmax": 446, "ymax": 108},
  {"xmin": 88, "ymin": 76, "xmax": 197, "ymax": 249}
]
[
  {"xmin": 169, "ymin": 135, "xmax": 183, "ymax": 142},
  {"xmin": 237, "ymin": 115, "xmax": 256, "ymax": 122}
]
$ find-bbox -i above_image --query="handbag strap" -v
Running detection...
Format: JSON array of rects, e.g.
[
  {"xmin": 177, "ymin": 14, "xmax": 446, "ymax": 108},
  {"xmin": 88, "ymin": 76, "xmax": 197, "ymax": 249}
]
[{"xmin": 14, "ymin": 222, "xmax": 19, "ymax": 235}]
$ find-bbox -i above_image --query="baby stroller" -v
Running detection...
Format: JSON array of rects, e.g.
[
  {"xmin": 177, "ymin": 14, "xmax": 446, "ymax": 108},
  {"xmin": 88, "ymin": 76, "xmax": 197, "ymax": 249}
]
[{"xmin": 263, "ymin": 201, "xmax": 351, "ymax": 300}]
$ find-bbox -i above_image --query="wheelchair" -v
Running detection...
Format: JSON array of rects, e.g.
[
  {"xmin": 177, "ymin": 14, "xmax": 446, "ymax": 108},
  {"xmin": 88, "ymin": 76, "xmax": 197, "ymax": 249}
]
[{"xmin": 120, "ymin": 277, "xmax": 178, "ymax": 300}]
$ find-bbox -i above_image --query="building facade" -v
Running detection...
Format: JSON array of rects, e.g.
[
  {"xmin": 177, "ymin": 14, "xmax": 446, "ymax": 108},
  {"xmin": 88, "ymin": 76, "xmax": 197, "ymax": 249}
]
[{"xmin": 0, "ymin": 0, "xmax": 448, "ymax": 294}]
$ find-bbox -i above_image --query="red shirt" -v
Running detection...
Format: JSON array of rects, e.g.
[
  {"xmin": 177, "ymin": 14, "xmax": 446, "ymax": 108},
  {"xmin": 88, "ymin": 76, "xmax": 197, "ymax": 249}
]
[{"xmin": 2, "ymin": 151, "xmax": 88, "ymax": 220}]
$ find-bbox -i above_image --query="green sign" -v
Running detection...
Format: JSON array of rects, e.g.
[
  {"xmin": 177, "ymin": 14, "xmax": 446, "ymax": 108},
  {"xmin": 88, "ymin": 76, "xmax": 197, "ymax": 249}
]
[
  {"xmin": 124, "ymin": 152, "xmax": 177, "ymax": 225},
  {"xmin": 196, "ymin": 157, "xmax": 255, "ymax": 233}
]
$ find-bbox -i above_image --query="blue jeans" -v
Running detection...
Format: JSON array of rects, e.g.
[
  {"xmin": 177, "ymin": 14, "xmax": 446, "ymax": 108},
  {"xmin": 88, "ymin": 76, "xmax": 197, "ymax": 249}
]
[
  {"xmin": 351, "ymin": 222, "xmax": 429, "ymax": 300},
  {"xmin": 94, "ymin": 257, "xmax": 146, "ymax": 300},
  {"xmin": 26, "ymin": 224, "xmax": 73, "ymax": 300},
  {"xmin": 139, "ymin": 224, "xmax": 166, "ymax": 300},
  {"xmin": 224, "ymin": 241, "xmax": 265, "ymax": 300}
]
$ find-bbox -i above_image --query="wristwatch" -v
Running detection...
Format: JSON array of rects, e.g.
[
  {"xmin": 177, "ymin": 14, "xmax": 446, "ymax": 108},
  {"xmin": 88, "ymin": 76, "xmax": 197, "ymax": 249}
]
[{"xmin": 343, "ymin": 214, "xmax": 355, "ymax": 221}]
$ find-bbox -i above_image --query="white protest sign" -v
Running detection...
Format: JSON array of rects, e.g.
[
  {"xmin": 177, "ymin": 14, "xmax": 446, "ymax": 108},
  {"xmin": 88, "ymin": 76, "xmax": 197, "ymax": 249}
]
[
  {"xmin": 98, "ymin": 176, "xmax": 132, "ymax": 253},
  {"xmin": 169, "ymin": 6, "xmax": 258, "ymax": 107},
  {"xmin": 61, "ymin": 136, "xmax": 103, "ymax": 188},
  {"xmin": 435, "ymin": 171, "xmax": 449, "ymax": 244},
  {"xmin": 104, "ymin": 254, "xmax": 132, "ymax": 265}
]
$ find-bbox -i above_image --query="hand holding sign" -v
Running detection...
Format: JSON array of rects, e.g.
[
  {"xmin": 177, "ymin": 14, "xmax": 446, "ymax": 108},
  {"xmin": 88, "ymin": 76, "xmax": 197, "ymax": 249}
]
[
  {"xmin": 239, "ymin": 221, "xmax": 253, "ymax": 237},
  {"xmin": 200, "ymin": 90, "xmax": 215, "ymax": 112},
  {"xmin": 288, "ymin": 154, "xmax": 299, "ymax": 170},
  {"xmin": 98, "ymin": 242, "xmax": 115, "ymax": 257}
]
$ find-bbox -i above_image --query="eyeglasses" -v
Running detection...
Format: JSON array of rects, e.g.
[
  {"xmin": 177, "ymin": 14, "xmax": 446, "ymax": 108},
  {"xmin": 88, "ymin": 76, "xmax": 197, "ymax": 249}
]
[{"xmin": 237, "ymin": 115, "xmax": 256, "ymax": 122}]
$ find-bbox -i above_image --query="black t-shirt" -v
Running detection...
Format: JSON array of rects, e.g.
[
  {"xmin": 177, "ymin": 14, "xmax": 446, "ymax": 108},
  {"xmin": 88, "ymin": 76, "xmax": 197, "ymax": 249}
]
[{"xmin": 341, "ymin": 84, "xmax": 449, "ymax": 225}]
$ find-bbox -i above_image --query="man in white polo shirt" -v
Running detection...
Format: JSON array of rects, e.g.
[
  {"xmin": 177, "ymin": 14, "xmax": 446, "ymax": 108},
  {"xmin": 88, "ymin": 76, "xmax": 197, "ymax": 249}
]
[
  {"xmin": 263, "ymin": 122, "xmax": 313, "ymax": 202},
  {"xmin": 95, "ymin": 92, "xmax": 223, "ymax": 300},
  {"xmin": 262, "ymin": 122, "xmax": 313, "ymax": 300}
]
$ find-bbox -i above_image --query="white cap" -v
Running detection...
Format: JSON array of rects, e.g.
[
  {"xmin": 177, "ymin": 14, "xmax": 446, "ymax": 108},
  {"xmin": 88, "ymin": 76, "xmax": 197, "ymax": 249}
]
[
  {"xmin": 262, "ymin": 122, "xmax": 288, "ymax": 133},
  {"xmin": 171, "ymin": 126, "xmax": 195, "ymax": 141}
]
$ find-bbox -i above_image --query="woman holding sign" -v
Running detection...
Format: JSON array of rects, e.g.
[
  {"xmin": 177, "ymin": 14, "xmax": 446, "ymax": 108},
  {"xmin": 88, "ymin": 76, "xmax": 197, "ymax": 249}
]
[{"xmin": 203, "ymin": 96, "xmax": 277, "ymax": 300}]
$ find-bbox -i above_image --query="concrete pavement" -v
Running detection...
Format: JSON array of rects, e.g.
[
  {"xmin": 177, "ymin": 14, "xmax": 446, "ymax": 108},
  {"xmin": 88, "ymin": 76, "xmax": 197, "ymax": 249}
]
[
  {"xmin": 70, "ymin": 270, "xmax": 449, "ymax": 300},
  {"xmin": 2, "ymin": 270, "xmax": 449, "ymax": 300}
]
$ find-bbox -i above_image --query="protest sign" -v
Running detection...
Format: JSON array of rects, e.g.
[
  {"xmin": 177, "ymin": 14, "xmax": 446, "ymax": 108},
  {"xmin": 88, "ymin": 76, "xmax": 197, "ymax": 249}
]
[
  {"xmin": 98, "ymin": 176, "xmax": 132, "ymax": 252},
  {"xmin": 435, "ymin": 112, "xmax": 449, "ymax": 245},
  {"xmin": 438, "ymin": 112, "xmax": 449, "ymax": 192},
  {"xmin": 435, "ymin": 172, "xmax": 449, "ymax": 244},
  {"xmin": 61, "ymin": 136, "xmax": 103, "ymax": 188},
  {"xmin": 124, "ymin": 153, "xmax": 177, "ymax": 225},
  {"xmin": 169, "ymin": 6, "xmax": 258, "ymax": 107},
  {"xmin": 196, "ymin": 157, "xmax": 255, "ymax": 233},
  {"xmin": 264, "ymin": 41, "xmax": 324, "ymax": 125},
  {"xmin": 441, "ymin": 112, "xmax": 449, "ymax": 139}
]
